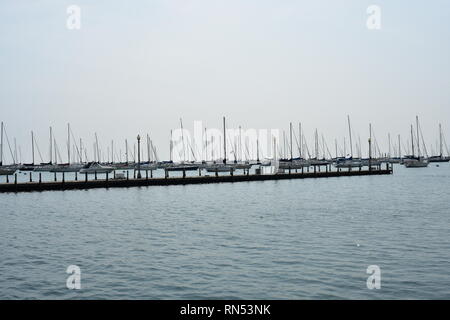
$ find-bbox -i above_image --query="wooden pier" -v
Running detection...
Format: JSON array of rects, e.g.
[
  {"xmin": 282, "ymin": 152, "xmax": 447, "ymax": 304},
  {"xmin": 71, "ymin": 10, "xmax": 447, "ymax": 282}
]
[{"xmin": 0, "ymin": 166, "xmax": 393, "ymax": 193}]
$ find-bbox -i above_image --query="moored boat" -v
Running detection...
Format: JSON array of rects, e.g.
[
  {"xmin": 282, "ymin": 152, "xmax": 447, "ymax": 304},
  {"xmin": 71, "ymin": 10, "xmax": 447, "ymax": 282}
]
[
  {"xmin": 79, "ymin": 162, "xmax": 114, "ymax": 174},
  {"xmin": 50, "ymin": 163, "xmax": 84, "ymax": 172},
  {"xmin": 403, "ymin": 157, "xmax": 429, "ymax": 168},
  {"xmin": 0, "ymin": 166, "xmax": 16, "ymax": 176},
  {"xmin": 403, "ymin": 116, "xmax": 429, "ymax": 168},
  {"xmin": 205, "ymin": 163, "xmax": 234, "ymax": 173},
  {"xmin": 165, "ymin": 163, "xmax": 199, "ymax": 172}
]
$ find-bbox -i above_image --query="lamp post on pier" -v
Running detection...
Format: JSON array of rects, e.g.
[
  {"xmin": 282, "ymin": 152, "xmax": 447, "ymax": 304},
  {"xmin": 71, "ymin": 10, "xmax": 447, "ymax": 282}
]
[
  {"xmin": 137, "ymin": 134, "xmax": 142, "ymax": 179},
  {"xmin": 368, "ymin": 124, "xmax": 372, "ymax": 172}
]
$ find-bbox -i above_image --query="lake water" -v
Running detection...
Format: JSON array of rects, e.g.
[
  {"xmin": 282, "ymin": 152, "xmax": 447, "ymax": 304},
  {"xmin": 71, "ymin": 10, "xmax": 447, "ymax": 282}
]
[{"xmin": 1, "ymin": 163, "xmax": 449, "ymax": 299}]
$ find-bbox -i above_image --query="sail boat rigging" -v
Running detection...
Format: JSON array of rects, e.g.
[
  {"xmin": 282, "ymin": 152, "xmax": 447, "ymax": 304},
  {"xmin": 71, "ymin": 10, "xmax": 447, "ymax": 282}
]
[{"xmin": 403, "ymin": 116, "xmax": 429, "ymax": 168}]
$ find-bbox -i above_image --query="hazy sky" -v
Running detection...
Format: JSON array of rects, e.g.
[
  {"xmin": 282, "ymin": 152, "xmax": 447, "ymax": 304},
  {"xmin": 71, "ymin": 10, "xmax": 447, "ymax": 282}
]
[{"xmin": 1, "ymin": 0, "xmax": 450, "ymax": 162}]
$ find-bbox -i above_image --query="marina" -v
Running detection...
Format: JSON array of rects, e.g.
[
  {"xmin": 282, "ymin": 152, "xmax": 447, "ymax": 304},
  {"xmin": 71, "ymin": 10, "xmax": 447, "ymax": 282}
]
[
  {"xmin": 0, "ymin": 115, "xmax": 446, "ymax": 193},
  {"xmin": 0, "ymin": 164, "xmax": 393, "ymax": 193},
  {"xmin": 2, "ymin": 0, "xmax": 450, "ymax": 303}
]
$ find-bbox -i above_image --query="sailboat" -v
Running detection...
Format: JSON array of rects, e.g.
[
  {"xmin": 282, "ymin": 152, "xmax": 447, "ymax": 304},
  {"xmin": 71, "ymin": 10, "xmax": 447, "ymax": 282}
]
[
  {"xmin": 0, "ymin": 122, "xmax": 17, "ymax": 175},
  {"xmin": 19, "ymin": 131, "xmax": 37, "ymax": 171},
  {"xmin": 205, "ymin": 117, "xmax": 234, "ymax": 173},
  {"xmin": 166, "ymin": 119, "xmax": 199, "ymax": 172},
  {"xmin": 50, "ymin": 124, "xmax": 84, "ymax": 172},
  {"xmin": 308, "ymin": 129, "xmax": 331, "ymax": 166},
  {"xmin": 428, "ymin": 124, "xmax": 450, "ymax": 163},
  {"xmin": 278, "ymin": 123, "xmax": 310, "ymax": 169},
  {"xmin": 231, "ymin": 126, "xmax": 252, "ymax": 170},
  {"xmin": 403, "ymin": 116, "xmax": 429, "ymax": 168},
  {"xmin": 34, "ymin": 127, "xmax": 57, "ymax": 172},
  {"xmin": 139, "ymin": 135, "xmax": 159, "ymax": 170},
  {"xmin": 334, "ymin": 116, "xmax": 362, "ymax": 168}
]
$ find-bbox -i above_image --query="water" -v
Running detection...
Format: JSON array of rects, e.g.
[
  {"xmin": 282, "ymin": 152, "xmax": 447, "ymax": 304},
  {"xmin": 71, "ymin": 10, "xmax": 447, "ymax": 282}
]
[{"xmin": 1, "ymin": 163, "xmax": 450, "ymax": 299}]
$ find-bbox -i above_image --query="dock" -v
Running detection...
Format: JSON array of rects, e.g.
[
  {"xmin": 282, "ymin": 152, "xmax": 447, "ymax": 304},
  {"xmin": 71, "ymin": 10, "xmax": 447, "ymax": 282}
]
[{"xmin": 0, "ymin": 166, "xmax": 393, "ymax": 193}]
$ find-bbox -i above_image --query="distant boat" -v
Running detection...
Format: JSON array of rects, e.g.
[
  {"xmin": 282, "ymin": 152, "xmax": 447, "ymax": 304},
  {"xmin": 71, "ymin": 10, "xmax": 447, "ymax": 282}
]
[
  {"xmin": 403, "ymin": 157, "xmax": 429, "ymax": 168},
  {"xmin": 50, "ymin": 163, "xmax": 84, "ymax": 173},
  {"xmin": 428, "ymin": 156, "xmax": 450, "ymax": 163},
  {"xmin": 0, "ymin": 166, "xmax": 16, "ymax": 176},
  {"xmin": 309, "ymin": 158, "xmax": 331, "ymax": 166},
  {"xmin": 34, "ymin": 162, "xmax": 55, "ymax": 172},
  {"xmin": 137, "ymin": 162, "xmax": 158, "ymax": 170},
  {"xmin": 403, "ymin": 116, "xmax": 429, "ymax": 168},
  {"xmin": 388, "ymin": 157, "xmax": 401, "ymax": 164},
  {"xmin": 0, "ymin": 122, "xmax": 17, "ymax": 175},
  {"xmin": 165, "ymin": 163, "xmax": 199, "ymax": 172},
  {"xmin": 205, "ymin": 163, "xmax": 234, "ymax": 173},
  {"xmin": 113, "ymin": 162, "xmax": 136, "ymax": 170},
  {"xmin": 205, "ymin": 116, "xmax": 234, "ymax": 173},
  {"xmin": 428, "ymin": 124, "xmax": 449, "ymax": 163},
  {"xmin": 157, "ymin": 161, "xmax": 173, "ymax": 169},
  {"xmin": 232, "ymin": 161, "xmax": 252, "ymax": 170},
  {"xmin": 279, "ymin": 158, "xmax": 310, "ymax": 169},
  {"xmin": 361, "ymin": 158, "xmax": 382, "ymax": 166},
  {"xmin": 19, "ymin": 131, "xmax": 37, "ymax": 171},
  {"xmin": 79, "ymin": 162, "xmax": 114, "ymax": 174},
  {"xmin": 334, "ymin": 116, "xmax": 361, "ymax": 168},
  {"xmin": 19, "ymin": 163, "xmax": 36, "ymax": 171},
  {"xmin": 334, "ymin": 157, "xmax": 362, "ymax": 168}
]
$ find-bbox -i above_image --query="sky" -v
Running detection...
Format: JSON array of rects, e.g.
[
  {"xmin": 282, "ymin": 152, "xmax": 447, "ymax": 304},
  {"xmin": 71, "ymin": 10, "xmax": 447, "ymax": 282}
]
[{"xmin": 1, "ymin": 0, "xmax": 450, "ymax": 162}]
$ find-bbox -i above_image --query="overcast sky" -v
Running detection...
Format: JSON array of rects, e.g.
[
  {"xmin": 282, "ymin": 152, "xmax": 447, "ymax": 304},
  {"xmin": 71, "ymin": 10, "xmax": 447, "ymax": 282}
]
[{"xmin": 1, "ymin": 0, "xmax": 449, "ymax": 162}]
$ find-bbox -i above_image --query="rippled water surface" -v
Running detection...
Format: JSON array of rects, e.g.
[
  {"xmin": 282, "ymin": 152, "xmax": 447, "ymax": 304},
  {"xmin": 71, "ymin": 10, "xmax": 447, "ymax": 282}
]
[{"xmin": 1, "ymin": 164, "xmax": 450, "ymax": 299}]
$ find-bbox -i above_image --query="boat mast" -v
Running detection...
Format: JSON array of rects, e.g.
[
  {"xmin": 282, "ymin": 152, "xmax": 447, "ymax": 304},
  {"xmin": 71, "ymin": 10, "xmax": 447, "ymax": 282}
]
[
  {"xmin": 299, "ymin": 123, "xmax": 302, "ymax": 158},
  {"xmin": 388, "ymin": 133, "xmax": 391, "ymax": 159},
  {"xmin": 95, "ymin": 133, "xmax": 99, "ymax": 163},
  {"xmin": 49, "ymin": 127, "xmax": 53, "ymax": 164},
  {"xmin": 0, "ymin": 122, "xmax": 3, "ymax": 166},
  {"xmin": 239, "ymin": 126, "xmax": 242, "ymax": 162},
  {"xmin": 169, "ymin": 130, "xmax": 173, "ymax": 162},
  {"xmin": 439, "ymin": 123, "xmax": 443, "ymax": 157},
  {"xmin": 204, "ymin": 128, "xmax": 207, "ymax": 162},
  {"xmin": 125, "ymin": 139, "xmax": 129, "ymax": 164},
  {"xmin": 335, "ymin": 139, "xmax": 338, "ymax": 159},
  {"xmin": 256, "ymin": 137, "xmax": 260, "ymax": 163},
  {"xmin": 53, "ymin": 138, "xmax": 57, "ymax": 165},
  {"xmin": 398, "ymin": 135, "xmax": 401, "ymax": 159},
  {"xmin": 416, "ymin": 116, "xmax": 421, "ymax": 158},
  {"xmin": 369, "ymin": 123, "xmax": 372, "ymax": 164},
  {"xmin": 67, "ymin": 123, "xmax": 71, "ymax": 164},
  {"xmin": 211, "ymin": 136, "xmax": 215, "ymax": 163},
  {"xmin": 79, "ymin": 138, "xmax": 83, "ymax": 163},
  {"xmin": 343, "ymin": 137, "xmax": 346, "ymax": 157},
  {"xmin": 147, "ymin": 134, "xmax": 150, "ymax": 163},
  {"xmin": 347, "ymin": 115, "xmax": 353, "ymax": 158},
  {"xmin": 411, "ymin": 124, "xmax": 415, "ymax": 157},
  {"xmin": 180, "ymin": 119, "xmax": 186, "ymax": 162},
  {"xmin": 273, "ymin": 137, "xmax": 277, "ymax": 161},
  {"xmin": 223, "ymin": 116, "xmax": 226, "ymax": 164},
  {"xmin": 290, "ymin": 123, "xmax": 293, "ymax": 160},
  {"xmin": 31, "ymin": 131, "xmax": 35, "ymax": 165}
]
